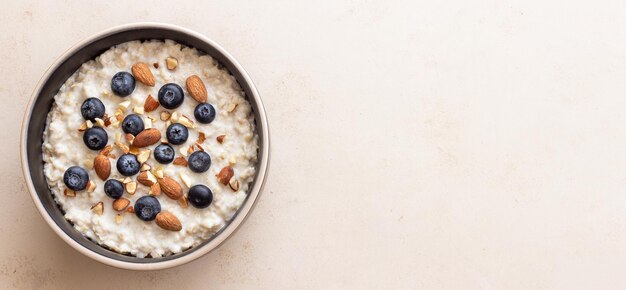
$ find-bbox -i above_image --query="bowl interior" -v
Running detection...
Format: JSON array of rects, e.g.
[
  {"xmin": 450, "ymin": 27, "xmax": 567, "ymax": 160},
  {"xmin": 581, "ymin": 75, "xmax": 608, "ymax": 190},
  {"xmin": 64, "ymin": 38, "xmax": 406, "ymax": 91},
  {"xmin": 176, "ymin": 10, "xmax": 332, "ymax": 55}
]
[{"xmin": 25, "ymin": 27, "xmax": 266, "ymax": 263}]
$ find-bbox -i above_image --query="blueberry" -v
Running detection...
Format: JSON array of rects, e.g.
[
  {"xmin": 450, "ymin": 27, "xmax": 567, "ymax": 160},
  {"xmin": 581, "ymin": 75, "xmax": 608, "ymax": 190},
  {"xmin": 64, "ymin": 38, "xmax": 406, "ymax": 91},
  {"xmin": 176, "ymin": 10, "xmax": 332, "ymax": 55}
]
[
  {"xmin": 104, "ymin": 179, "xmax": 124, "ymax": 199},
  {"xmin": 187, "ymin": 151, "xmax": 211, "ymax": 173},
  {"xmin": 188, "ymin": 185, "xmax": 213, "ymax": 208},
  {"xmin": 166, "ymin": 123, "xmax": 188, "ymax": 145},
  {"xmin": 121, "ymin": 114, "xmax": 144, "ymax": 136},
  {"xmin": 83, "ymin": 127, "xmax": 108, "ymax": 150},
  {"xmin": 134, "ymin": 196, "xmax": 161, "ymax": 221},
  {"xmin": 158, "ymin": 83, "xmax": 184, "ymax": 109},
  {"xmin": 63, "ymin": 166, "xmax": 89, "ymax": 191},
  {"xmin": 154, "ymin": 143, "xmax": 175, "ymax": 164},
  {"xmin": 111, "ymin": 72, "xmax": 135, "ymax": 97},
  {"xmin": 80, "ymin": 98, "xmax": 105, "ymax": 121},
  {"xmin": 116, "ymin": 153, "xmax": 140, "ymax": 176},
  {"xmin": 194, "ymin": 103, "xmax": 216, "ymax": 124}
]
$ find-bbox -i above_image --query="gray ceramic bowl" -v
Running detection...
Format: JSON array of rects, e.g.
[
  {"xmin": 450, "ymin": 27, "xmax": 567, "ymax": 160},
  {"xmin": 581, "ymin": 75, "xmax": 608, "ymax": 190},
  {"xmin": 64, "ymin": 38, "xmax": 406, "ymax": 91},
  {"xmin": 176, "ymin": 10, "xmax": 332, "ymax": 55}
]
[{"xmin": 20, "ymin": 23, "xmax": 269, "ymax": 270}]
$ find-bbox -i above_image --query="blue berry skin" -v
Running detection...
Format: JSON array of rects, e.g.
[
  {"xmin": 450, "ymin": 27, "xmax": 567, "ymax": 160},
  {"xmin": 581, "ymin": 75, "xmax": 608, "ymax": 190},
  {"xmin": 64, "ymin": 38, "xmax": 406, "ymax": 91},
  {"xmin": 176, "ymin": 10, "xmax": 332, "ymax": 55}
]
[
  {"xmin": 154, "ymin": 143, "xmax": 175, "ymax": 164},
  {"xmin": 80, "ymin": 98, "xmax": 105, "ymax": 121},
  {"xmin": 188, "ymin": 185, "xmax": 213, "ymax": 208},
  {"xmin": 187, "ymin": 151, "xmax": 211, "ymax": 173},
  {"xmin": 116, "ymin": 154, "xmax": 140, "ymax": 176},
  {"xmin": 63, "ymin": 166, "xmax": 89, "ymax": 191},
  {"xmin": 111, "ymin": 72, "xmax": 135, "ymax": 97},
  {"xmin": 166, "ymin": 123, "xmax": 189, "ymax": 145},
  {"xmin": 158, "ymin": 83, "xmax": 184, "ymax": 109},
  {"xmin": 134, "ymin": 196, "xmax": 161, "ymax": 221},
  {"xmin": 194, "ymin": 103, "xmax": 216, "ymax": 124},
  {"xmin": 121, "ymin": 114, "xmax": 144, "ymax": 136},
  {"xmin": 83, "ymin": 127, "xmax": 108, "ymax": 150},
  {"xmin": 104, "ymin": 179, "xmax": 124, "ymax": 199}
]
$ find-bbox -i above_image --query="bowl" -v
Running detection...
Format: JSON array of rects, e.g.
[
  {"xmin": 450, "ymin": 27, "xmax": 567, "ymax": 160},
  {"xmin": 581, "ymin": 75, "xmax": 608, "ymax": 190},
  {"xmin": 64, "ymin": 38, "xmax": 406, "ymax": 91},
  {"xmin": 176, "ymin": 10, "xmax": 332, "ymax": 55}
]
[{"xmin": 20, "ymin": 23, "xmax": 269, "ymax": 270}]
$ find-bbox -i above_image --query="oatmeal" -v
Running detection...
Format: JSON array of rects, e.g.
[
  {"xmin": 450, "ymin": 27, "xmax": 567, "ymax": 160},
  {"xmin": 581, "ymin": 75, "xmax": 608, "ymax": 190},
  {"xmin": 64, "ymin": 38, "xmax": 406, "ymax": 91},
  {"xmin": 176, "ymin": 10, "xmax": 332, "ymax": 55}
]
[{"xmin": 42, "ymin": 40, "xmax": 258, "ymax": 258}]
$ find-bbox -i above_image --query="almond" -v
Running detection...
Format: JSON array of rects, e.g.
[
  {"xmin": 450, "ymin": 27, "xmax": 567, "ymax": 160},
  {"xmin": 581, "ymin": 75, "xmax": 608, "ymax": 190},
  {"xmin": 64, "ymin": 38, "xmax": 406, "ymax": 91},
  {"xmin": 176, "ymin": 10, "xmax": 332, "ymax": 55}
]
[
  {"xmin": 179, "ymin": 172, "xmax": 192, "ymax": 188},
  {"xmin": 153, "ymin": 62, "xmax": 159, "ymax": 68},
  {"xmin": 129, "ymin": 146, "xmax": 141, "ymax": 155},
  {"xmin": 131, "ymin": 62, "xmax": 155, "ymax": 86},
  {"xmin": 100, "ymin": 144, "xmax": 113, "ymax": 156},
  {"xmin": 186, "ymin": 75, "xmax": 207, "ymax": 103},
  {"xmin": 158, "ymin": 176, "xmax": 183, "ymax": 200},
  {"xmin": 216, "ymin": 135, "xmax": 226, "ymax": 144},
  {"xmin": 91, "ymin": 202, "xmax": 104, "ymax": 215},
  {"xmin": 125, "ymin": 133, "xmax": 135, "ymax": 143},
  {"xmin": 144, "ymin": 94, "xmax": 159, "ymax": 112},
  {"xmin": 178, "ymin": 195, "xmax": 189, "ymax": 208},
  {"xmin": 133, "ymin": 128, "xmax": 161, "ymax": 147},
  {"xmin": 64, "ymin": 188, "xmax": 76, "ymax": 197},
  {"xmin": 133, "ymin": 106, "xmax": 145, "ymax": 115},
  {"xmin": 156, "ymin": 211, "xmax": 182, "ymax": 231},
  {"xmin": 127, "ymin": 206, "xmax": 135, "ymax": 214},
  {"xmin": 195, "ymin": 143, "xmax": 205, "ymax": 152},
  {"xmin": 86, "ymin": 180, "xmax": 97, "ymax": 193},
  {"xmin": 115, "ymin": 141, "xmax": 130, "ymax": 154},
  {"xmin": 177, "ymin": 114, "xmax": 195, "ymax": 128},
  {"xmin": 150, "ymin": 183, "xmax": 161, "ymax": 196},
  {"xmin": 94, "ymin": 155, "xmax": 111, "ymax": 180},
  {"xmin": 137, "ymin": 170, "xmax": 157, "ymax": 186},
  {"xmin": 160, "ymin": 111, "xmax": 171, "ymax": 121},
  {"xmin": 112, "ymin": 198, "xmax": 130, "ymax": 211},
  {"xmin": 227, "ymin": 103, "xmax": 238, "ymax": 113},
  {"xmin": 197, "ymin": 132, "xmax": 206, "ymax": 144},
  {"xmin": 78, "ymin": 122, "xmax": 88, "ymax": 132},
  {"xmin": 229, "ymin": 179, "xmax": 240, "ymax": 191},
  {"xmin": 115, "ymin": 214, "xmax": 124, "ymax": 224},
  {"xmin": 216, "ymin": 166, "xmax": 234, "ymax": 185},
  {"xmin": 173, "ymin": 156, "xmax": 188, "ymax": 166},
  {"xmin": 166, "ymin": 57, "xmax": 178, "ymax": 70},
  {"xmin": 94, "ymin": 117, "xmax": 105, "ymax": 127},
  {"xmin": 137, "ymin": 149, "xmax": 151, "ymax": 164},
  {"xmin": 125, "ymin": 181, "xmax": 137, "ymax": 195}
]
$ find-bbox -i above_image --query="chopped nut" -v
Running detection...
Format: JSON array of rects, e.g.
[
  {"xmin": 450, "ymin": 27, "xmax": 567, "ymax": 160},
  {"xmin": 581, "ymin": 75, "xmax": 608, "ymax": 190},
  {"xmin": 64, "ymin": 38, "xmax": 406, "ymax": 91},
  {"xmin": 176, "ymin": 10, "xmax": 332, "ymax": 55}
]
[
  {"xmin": 115, "ymin": 141, "xmax": 130, "ymax": 154},
  {"xmin": 111, "ymin": 119, "xmax": 120, "ymax": 128},
  {"xmin": 179, "ymin": 172, "xmax": 192, "ymax": 188},
  {"xmin": 125, "ymin": 133, "xmax": 135, "ymax": 143},
  {"xmin": 113, "ymin": 198, "xmax": 130, "ymax": 211},
  {"xmin": 187, "ymin": 145, "xmax": 195, "ymax": 155},
  {"xmin": 160, "ymin": 111, "xmax": 171, "ymax": 121},
  {"xmin": 119, "ymin": 100, "xmax": 131, "ymax": 110},
  {"xmin": 195, "ymin": 143, "xmax": 205, "ymax": 152},
  {"xmin": 86, "ymin": 120, "xmax": 94, "ymax": 128},
  {"xmin": 122, "ymin": 177, "xmax": 132, "ymax": 184},
  {"xmin": 170, "ymin": 112, "xmax": 179, "ymax": 122},
  {"xmin": 166, "ymin": 57, "xmax": 178, "ymax": 70},
  {"xmin": 125, "ymin": 181, "xmax": 137, "ymax": 195},
  {"xmin": 137, "ymin": 170, "xmax": 157, "ymax": 186},
  {"xmin": 179, "ymin": 146, "xmax": 188, "ymax": 157},
  {"xmin": 141, "ymin": 163, "xmax": 152, "ymax": 171},
  {"xmin": 197, "ymin": 132, "xmax": 206, "ymax": 144},
  {"xmin": 127, "ymin": 206, "xmax": 135, "ymax": 214},
  {"xmin": 129, "ymin": 146, "xmax": 141, "ymax": 155},
  {"xmin": 144, "ymin": 94, "xmax": 159, "ymax": 112},
  {"xmin": 86, "ymin": 180, "xmax": 97, "ymax": 193},
  {"xmin": 216, "ymin": 166, "xmax": 234, "ymax": 185},
  {"xmin": 64, "ymin": 188, "xmax": 76, "ymax": 197},
  {"xmin": 78, "ymin": 122, "xmax": 88, "ymax": 132},
  {"xmin": 84, "ymin": 159, "xmax": 94, "ymax": 169},
  {"xmin": 227, "ymin": 103, "xmax": 238, "ymax": 113},
  {"xmin": 137, "ymin": 149, "xmax": 151, "ymax": 164},
  {"xmin": 144, "ymin": 117, "xmax": 152, "ymax": 129},
  {"xmin": 149, "ymin": 183, "xmax": 161, "ymax": 196},
  {"xmin": 178, "ymin": 195, "xmax": 189, "ymax": 208},
  {"xmin": 154, "ymin": 168, "xmax": 164, "ymax": 179},
  {"xmin": 94, "ymin": 117, "xmax": 105, "ymax": 127},
  {"xmin": 229, "ymin": 179, "xmax": 240, "ymax": 191},
  {"xmin": 133, "ymin": 106, "xmax": 145, "ymax": 115},
  {"xmin": 100, "ymin": 144, "xmax": 113, "ymax": 156},
  {"xmin": 177, "ymin": 114, "xmax": 195, "ymax": 128},
  {"xmin": 153, "ymin": 62, "xmax": 159, "ymax": 68},
  {"xmin": 91, "ymin": 202, "xmax": 104, "ymax": 215},
  {"xmin": 115, "ymin": 214, "xmax": 123, "ymax": 224},
  {"xmin": 115, "ymin": 132, "xmax": 122, "ymax": 143},
  {"xmin": 173, "ymin": 156, "xmax": 188, "ymax": 166},
  {"xmin": 104, "ymin": 115, "xmax": 112, "ymax": 127},
  {"xmin": 229, "ymin": 156, "xmax": 237, "ymax": 165},
  {"xmin": 216, "ymin": 135, "xmax": 226, "ymax": 144}
]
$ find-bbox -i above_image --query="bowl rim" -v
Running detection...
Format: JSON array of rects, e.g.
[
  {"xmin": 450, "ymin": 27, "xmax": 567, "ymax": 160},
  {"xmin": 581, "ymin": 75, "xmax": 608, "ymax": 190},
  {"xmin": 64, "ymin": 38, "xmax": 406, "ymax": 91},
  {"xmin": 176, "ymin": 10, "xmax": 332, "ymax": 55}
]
[{"xmin": 20, "ymin": 22, "xmax": 270, "ymax": 270}]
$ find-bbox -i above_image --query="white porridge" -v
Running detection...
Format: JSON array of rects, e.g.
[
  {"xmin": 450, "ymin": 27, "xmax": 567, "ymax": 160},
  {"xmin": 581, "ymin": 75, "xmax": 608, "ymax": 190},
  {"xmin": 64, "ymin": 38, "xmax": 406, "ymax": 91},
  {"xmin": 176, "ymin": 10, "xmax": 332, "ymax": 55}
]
[{"xmin": 42, "ymin": 40, "xmax": 258, "ymax": 258}]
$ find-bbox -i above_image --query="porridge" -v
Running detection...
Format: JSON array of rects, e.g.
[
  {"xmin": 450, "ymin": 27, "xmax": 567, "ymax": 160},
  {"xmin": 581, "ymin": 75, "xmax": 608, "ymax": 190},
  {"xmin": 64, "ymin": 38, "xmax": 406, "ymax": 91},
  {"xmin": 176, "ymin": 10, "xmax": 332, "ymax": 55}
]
[{"xmin": 42, "ymin": 40, "xmax": 258, "ymax": 258}]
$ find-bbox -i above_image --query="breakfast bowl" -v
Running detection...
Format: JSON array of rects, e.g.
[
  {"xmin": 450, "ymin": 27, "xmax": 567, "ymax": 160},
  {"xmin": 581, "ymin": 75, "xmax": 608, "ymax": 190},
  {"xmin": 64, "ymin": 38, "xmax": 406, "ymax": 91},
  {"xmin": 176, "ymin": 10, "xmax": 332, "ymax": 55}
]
[{"xmin": 20, "ymin": 23, "xmax": 269, "ymax": 270}]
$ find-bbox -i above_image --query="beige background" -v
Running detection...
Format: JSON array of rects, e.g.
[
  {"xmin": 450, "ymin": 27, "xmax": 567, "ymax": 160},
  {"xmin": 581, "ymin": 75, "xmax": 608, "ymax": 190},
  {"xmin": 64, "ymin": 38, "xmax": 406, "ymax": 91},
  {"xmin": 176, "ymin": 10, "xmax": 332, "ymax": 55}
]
[{"xmin": 3, "ymin": 0, "xmax": 626, "ymax": 289}]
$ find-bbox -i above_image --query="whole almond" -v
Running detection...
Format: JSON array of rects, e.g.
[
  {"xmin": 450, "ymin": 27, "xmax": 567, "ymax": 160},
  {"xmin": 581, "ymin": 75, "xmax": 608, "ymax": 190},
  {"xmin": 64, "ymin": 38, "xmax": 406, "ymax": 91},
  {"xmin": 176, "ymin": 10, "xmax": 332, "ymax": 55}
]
[
  {"xmin": 137, "ymin": 170, "xmax": 157, "ymax": 186},
  {"xmin": 144, "ymin": 94, "xmax": 159, "ymax": 112},
  {"xmin": 186, "ymin": 75, "xmax": 207, "ymax": 103},
  {"xmin": 131, "ymin": 62, "xmax": 155, "ymax": 86},
  {"xmin": 94, "ymin": 155, "xmax": 111, "ymax": 180},
  {"xmin": 133, "ymin": 128, "xmax": 161, "ymax": 147},
  {"xmin": 216, "ymin": 166, "xmax": 234, "ymax": 185},
  {"xmin": 156, "ymin": 211, "xmax": 182, "ymax": 231},
  {"xmin": 158, "ymin": 176, "xmax": 183, "ymax": 200},
  {"xmin": 112, "ymin": 198, "xmax": 130, "ymax": 211}
]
